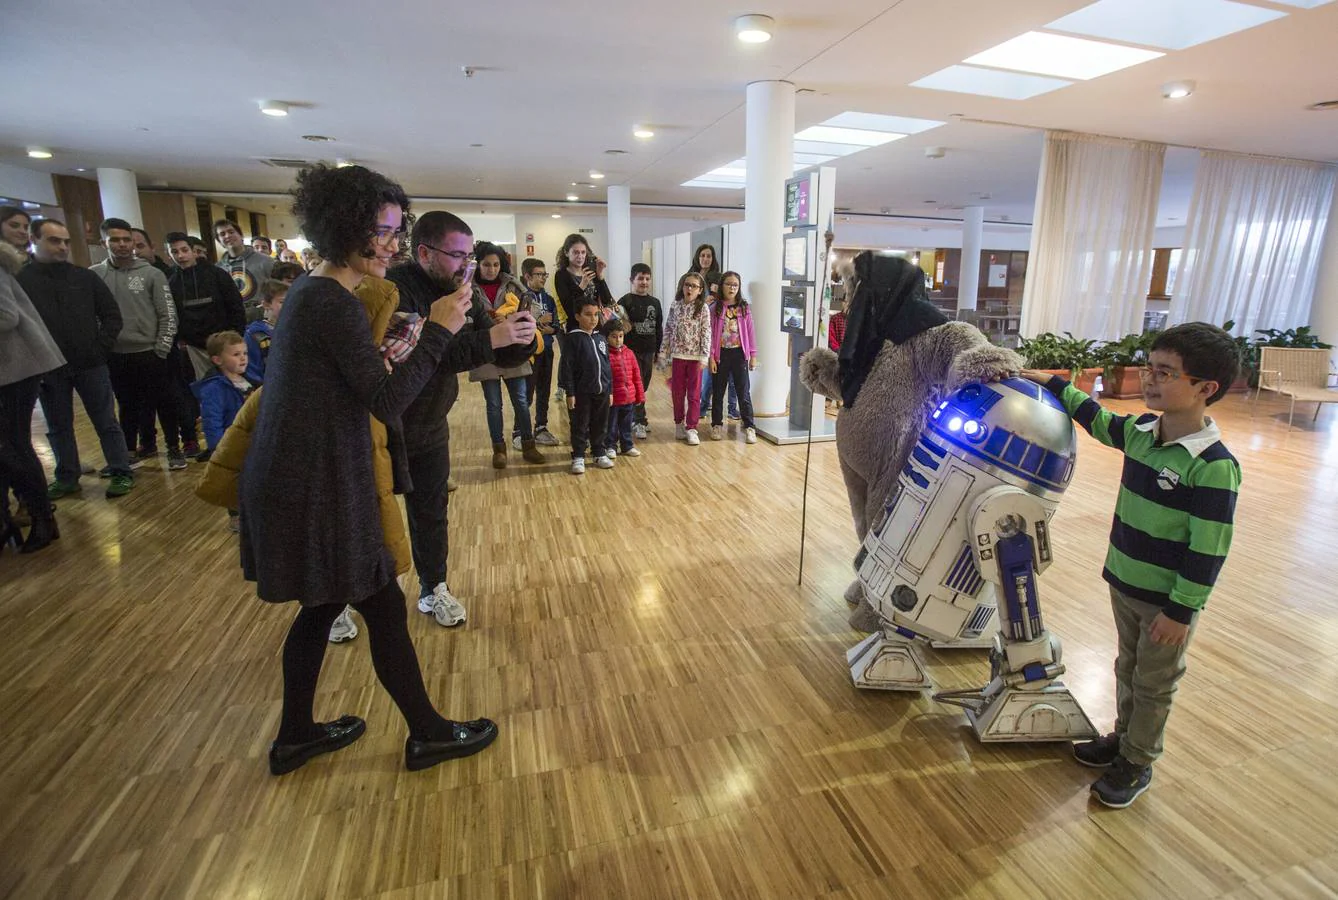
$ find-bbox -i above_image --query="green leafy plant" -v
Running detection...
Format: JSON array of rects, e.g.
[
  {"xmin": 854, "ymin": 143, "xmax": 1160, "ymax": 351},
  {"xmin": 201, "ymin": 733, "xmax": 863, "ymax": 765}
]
[
  {"xmin": 1223, "ymin": 320, "xmax": 1331, "ymax": 388},
  {"xmin": 1095, "ymin": 332, "xmax": 1158, "ymax": 377},
  {"xmin": 1019, "ymin": 331, "xmax": 1098, "ymax": 377}
]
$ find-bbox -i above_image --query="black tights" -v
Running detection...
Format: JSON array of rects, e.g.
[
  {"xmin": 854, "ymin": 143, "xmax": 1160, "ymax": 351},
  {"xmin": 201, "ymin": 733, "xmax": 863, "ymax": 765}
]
[{"xmin": 278, "ymin": 579, "xmax": 453, "ymax": 744}]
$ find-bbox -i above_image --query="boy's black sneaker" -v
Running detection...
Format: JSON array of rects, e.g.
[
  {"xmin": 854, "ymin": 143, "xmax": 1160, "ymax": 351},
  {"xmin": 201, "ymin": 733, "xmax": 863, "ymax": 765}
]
[
  {"xmin": 1073, "ymin": 732, "xmax": 1121, "ymax": 768},
  {"xmin": 1091, "ymin": 756, "xmax": 1152, "ymax": 808}
]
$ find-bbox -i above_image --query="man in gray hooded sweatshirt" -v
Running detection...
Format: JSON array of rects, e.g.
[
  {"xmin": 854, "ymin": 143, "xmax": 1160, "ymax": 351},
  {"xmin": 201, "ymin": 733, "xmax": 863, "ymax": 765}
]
[
  {"xmin": 214, "ymin": 218, "xmax": 273, "ymax": 315},
  {"xmin": 91, "ymin": 217, "xmax": 180, "ymax": 464}
]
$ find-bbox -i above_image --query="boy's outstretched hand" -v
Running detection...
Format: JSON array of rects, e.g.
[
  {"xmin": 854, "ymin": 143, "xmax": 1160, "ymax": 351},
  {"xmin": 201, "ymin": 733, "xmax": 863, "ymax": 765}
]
[{"xmin": 1148, "ymin": 612, "xmax": 1190, "ymax": 647}]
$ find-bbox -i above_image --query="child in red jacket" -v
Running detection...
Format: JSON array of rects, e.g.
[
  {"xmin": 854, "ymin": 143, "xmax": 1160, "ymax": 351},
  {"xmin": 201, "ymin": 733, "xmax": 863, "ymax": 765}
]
[{"xmin": 604, "ymin": 318, "xmax": 646, "ymax": 459}]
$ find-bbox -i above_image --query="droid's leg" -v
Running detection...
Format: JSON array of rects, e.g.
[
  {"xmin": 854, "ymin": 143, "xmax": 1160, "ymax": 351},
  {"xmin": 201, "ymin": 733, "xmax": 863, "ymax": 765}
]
[{"xmin": 934, "ymin": 489, "xmax": 1098, "ymax": 742}]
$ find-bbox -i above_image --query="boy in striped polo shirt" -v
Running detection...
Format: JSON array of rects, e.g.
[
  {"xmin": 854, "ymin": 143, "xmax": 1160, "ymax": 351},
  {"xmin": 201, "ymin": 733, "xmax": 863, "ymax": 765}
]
[{"xmin": 1022, "ymin": 322, "xmax": 1242, "ymax": 808}]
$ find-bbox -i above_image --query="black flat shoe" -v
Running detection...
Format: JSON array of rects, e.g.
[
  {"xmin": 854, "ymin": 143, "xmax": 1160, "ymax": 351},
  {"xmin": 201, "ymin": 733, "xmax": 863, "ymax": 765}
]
[
  {"xmin": 405, "ymin": 718, "xmax": 498, "ymax": 771},
  {"xmin": 269, "ymin": 715, "xmax": 366, "ymax": 775}
]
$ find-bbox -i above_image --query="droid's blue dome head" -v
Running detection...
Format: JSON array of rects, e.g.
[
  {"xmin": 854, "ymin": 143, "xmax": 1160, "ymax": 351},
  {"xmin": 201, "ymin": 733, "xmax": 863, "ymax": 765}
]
[{"xmin": 926, "ymin": 379, "xmax": 1077, "ymax": 494}]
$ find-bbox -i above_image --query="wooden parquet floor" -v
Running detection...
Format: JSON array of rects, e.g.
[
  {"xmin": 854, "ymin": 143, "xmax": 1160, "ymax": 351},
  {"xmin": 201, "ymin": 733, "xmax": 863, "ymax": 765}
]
[{"xmin": 2, "ymin": 380, "xmax": 1337, "ymax": 900}]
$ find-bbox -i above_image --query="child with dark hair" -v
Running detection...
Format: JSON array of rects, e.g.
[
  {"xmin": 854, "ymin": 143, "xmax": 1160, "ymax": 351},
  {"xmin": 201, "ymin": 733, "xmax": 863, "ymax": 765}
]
[
  {"xmin": 708, "ymin": 271, "xmax": 758, "ymax": 444},
  {"xmin": 619, "ymin": 262, "xmax": 661, "ymax": 438},
  {"xmin": 1021, "ymin": 321, "xmax": 1242, "ymax": 809},
  {"xmin": 559, "ymin": 300, "xmax": 612, "ymax": 475},
  {"xmin": 244, "ymin": 279, "xmax": 288, "ymax": 383},
  {"xmin": 603, "ymin": 318, "xmax": 645, "ymax": 459},
  {"xmin": 659, "ymin": 272, "xmax": 712, "ymax": 446},
  {"xmin": 520, "ymin": 257, "xmax": 562, "ymax": 446}
]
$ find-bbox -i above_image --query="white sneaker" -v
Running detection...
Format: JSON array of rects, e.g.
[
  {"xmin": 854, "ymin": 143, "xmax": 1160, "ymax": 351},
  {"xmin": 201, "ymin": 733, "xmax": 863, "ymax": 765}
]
[
  {"xmin": 711, "ymin": 425, "xmax": 723, "ymax": 441},
  {"xmin": 633, "ymin": 424, "xmax": 647, "ymax": 440},
  {"xmin": 534, "ymin": 428, "xmax": 560, "ymax": 446},
  {"xmin": 622, "ymin": 446, "xmax": 641, "ymax": 457},
  {"xmin": 745, "ymin": 427, "xmax": 757, "ymax": 444},
  {"xmin": 418, "ymin": 583, "xmax": 465, "ymax": 627},
  {"xmin": 570, "ymin": 457, "xmax": 586, "ymax": 475},
  {"xmin": 594, "ymin": 454, "xmax": 615, "ymax": 469},
  {"xmin": 606, "ymin": 447, "xmax": 617, "ymax": 459},
  {"xmin": 685, "ymin": 429, "xmax": 700, "ymax": 446},
  {"xmin": 328, "ymin": 607, "xmax": 359, "ymax": 643},
  {"xmin": 675, "ymin": 423, "xmax": 687, "ymax": 441},
  {"xmin": 512, "ymin": 435, "xmax": 523, "ymax": 451}
]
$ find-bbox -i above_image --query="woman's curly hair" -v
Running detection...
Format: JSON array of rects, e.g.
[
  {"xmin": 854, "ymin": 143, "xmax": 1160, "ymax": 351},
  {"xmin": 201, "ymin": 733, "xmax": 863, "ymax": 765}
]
[
  {"xmin": 290, "ymin": 164, "xmax": 409, "ymax": 266},
  {"xmin": 554, "ymin": 233, "xmax": 591, "ymax": 271}
]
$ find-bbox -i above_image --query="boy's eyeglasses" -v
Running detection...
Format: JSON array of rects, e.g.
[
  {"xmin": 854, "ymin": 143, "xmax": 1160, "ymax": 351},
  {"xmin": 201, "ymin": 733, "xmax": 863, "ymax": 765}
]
[{"xmin": 1139, "ymin": 366, "xmax": 1203, "ymax": 385}]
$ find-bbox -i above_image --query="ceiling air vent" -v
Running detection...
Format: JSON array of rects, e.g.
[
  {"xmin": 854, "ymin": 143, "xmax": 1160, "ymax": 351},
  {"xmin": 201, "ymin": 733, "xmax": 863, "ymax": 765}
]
[
  {"xmin": 1308, "ymin": 99, "xmax": 1338, "ymax": 111},
  {"xmin": 258, "ymin": 158, "xmax": 313, "ymax": 169}
]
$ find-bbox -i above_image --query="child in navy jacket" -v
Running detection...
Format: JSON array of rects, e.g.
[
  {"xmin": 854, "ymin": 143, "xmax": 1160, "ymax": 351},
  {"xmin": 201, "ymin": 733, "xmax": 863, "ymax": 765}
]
[{"xmin": 558, "ymin": 300, "xmax": 612, "ymax": 474}]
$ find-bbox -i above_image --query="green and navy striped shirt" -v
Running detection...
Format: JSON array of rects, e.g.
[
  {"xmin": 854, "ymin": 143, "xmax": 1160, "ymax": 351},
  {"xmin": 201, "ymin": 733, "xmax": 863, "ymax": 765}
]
[{"xmin": 1045, "ymin": 377, "xmax": 1241, "ymax": 624}]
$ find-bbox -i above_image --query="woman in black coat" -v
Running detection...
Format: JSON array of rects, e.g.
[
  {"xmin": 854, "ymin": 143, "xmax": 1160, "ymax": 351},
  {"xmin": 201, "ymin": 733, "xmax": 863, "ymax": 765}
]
[{"xmin": 241, "ymin": 164, "xmax": 535, "ymax": 774}]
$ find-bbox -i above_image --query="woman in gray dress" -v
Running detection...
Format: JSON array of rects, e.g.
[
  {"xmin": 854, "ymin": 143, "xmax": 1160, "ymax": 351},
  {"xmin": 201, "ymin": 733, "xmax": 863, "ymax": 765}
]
[{"xmin": 241, "ymin": 164, "xmax": 536, "ymax": 774}]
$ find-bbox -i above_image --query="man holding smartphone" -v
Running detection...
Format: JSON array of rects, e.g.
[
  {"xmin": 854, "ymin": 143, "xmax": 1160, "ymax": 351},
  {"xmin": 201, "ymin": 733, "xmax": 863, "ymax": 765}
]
[{"xmin": 385, "ymin": 212, "xmax": 537, "ymax": 628}]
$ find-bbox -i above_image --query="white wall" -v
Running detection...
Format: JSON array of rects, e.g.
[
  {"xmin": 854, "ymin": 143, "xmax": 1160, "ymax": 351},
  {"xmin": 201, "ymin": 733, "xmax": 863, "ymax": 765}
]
[
  {"xmin": 0, "ymin": 163, "xmax": 57, "ymax": 206},
  {"xmin": 833, "ymin": 220, "xmax": 1033, "ymax": 252},
  {"xmin": 1153, "ymin": 225, "xmax": 1186, "ymax": 247}
]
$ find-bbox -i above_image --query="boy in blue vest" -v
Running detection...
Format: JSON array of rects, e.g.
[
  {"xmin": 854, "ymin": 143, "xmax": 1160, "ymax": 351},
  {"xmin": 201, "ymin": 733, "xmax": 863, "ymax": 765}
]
[
  {"xmin": 193, "ymin": 330, "xmax": 259, "ymax": 530},
  {"xmin": 1022, "ymin": 322, "xmax": 1242, "ymax": 808}
]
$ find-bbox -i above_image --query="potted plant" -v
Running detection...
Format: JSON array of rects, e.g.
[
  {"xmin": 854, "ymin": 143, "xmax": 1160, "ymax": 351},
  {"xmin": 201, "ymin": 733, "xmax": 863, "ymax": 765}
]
[
  {"xmin": 1096, "ymin": 331, "xmax": 1157, "ymax": 399},
  {"xmin": 1223, "ymin": 321, "xmax": 1332, "ymax": 390},
  {"xmin": 1221, "ymin": 320, "xmax": 1253, "ymax": 392},
  {"xmin": 1020, "ymin": 332, "xmax": 1101, "ymax": 392}
]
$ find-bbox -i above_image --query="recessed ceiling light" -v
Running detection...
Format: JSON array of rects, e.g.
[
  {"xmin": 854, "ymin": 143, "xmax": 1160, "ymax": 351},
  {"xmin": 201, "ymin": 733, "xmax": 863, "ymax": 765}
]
[
  {"xmin": 551, "ymin": 214, "xmax": 562, "ymax": 219},
  {"xmin": 74, "ymin": 167, "xmax": 87, "ymax": 172},
  {"xmin": 259, "ymin": 100, "xmax": 289, "ymax": 117},
  {"xmin": 567, "ymin": 194, "xmax": 579, "ymax": 201},
  {"xmin": 335, "ymin": 158, "xmax": 354, "ymax": 168},
  {"xmin": 589, "ymin": 170, "xmax": 605, "ymax": 179},
  {"xmin": 26, "ymin": 148, "xmax": 53, "ymax": 159},
  {"xmin": 1045, "ymin": 0, "xmax": 1285, "ymax": 51},
  {"xmin": 1162, "ymin": 80, "xmax": 1195, "ymax": 99},
  {"xmin": 964, "ymin": 32, "xmax": 1163, "ymax": 81},
  {"xmin": 633, "ymin": 127, "xmax": 655, "ymax": 140},
  {"xmin": 735, "ymin": 14, "xmax": 775, "ymax": 43},
  {"xmin": 302, "ymin": 134, "xmax": 335, "ymax": 142},
  {"xmin": 911, "ymin": 64, "xmax": 1073, "ymax": 100}
]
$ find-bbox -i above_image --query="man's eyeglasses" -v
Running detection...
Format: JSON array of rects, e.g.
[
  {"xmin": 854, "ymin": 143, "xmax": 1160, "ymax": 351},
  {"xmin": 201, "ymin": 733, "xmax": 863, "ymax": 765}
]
[
  {"xmin": 421, "ymin": 244, "xmax": 470, "ymax": 261},
  {"xmin": 1139, "ymin": 366, "xmax": 1203, "ymax": 385}
]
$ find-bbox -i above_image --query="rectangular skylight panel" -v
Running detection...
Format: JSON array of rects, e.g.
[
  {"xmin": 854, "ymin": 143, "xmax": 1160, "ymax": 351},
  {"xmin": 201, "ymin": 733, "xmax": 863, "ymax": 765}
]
[
  {"xmin": 964, "ymin": 31, "xmax": 1163, "ymax": 80},
  {"xmin": 823, "ymin": 112, "xmax": 945, "ymax": 134},
  {"xmin": 1264, "ymin": 0, "xmax": 1332, "ymax": 6},
  {"xmin": 708, "ymin": 166, "xmax": 747, "ymax": 178},
  {"xmin": 794, "ymin": 125, "xmax": 905, "ymax": 146},
  {"xmin": 793, "ymin": 152, "xmax": 838, "ymax": 165},
  {"xmin": 1046, "ymin": 0, "xmax": 1286, "ymax": 51},
  {"xmin": 682, "ymin": 179, "xmax": 743, "ymax": 189},
  {"xmin": 792, "ymin": 139, "xmax": 868, "ymax": 156},
  {"xmin": 911, "ymin": 64, "xmax": 1073, "ymax": 100}
]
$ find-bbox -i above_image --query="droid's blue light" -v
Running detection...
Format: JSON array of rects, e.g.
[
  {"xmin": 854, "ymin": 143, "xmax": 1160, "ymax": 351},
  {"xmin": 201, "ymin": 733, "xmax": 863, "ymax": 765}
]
[
  {"xmin": 963, "ymin": 420, "xmax": 980, "ymax": 436},
  {"xmin": 948, "ymin": 416, "xmax": 963, "ymax": 432}
]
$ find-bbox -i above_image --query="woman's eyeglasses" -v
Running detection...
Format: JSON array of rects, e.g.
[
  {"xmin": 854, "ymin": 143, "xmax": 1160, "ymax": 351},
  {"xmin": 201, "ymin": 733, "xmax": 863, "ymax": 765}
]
[
  {"xmin": 372, "ymin": 226, "xmax": 408, "ymax": 244},
  {"xmin": 1139, "ymin": 366, "xmax": 1203, "ymax": 385}
]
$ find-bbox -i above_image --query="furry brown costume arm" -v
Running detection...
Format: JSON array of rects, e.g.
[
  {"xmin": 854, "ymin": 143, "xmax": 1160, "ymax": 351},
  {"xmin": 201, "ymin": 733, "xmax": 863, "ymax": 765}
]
[
  {"xmin": 799, "ymin": 346, "xmax": 843, "ymax": 398},
  {"xmin": 912, "ymin": 321, "xmax": 1023, "ymax": 398}
]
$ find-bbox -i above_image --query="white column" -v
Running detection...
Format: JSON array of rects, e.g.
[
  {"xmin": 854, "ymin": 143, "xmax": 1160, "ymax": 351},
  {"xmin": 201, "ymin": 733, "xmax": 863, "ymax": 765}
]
[
  {"xmin": 606, "ymin": 184, "xmax": 631, "ymax": 299},
  {"xmin": 1309, "ymin": 178, "xmax": 1338, "ymax": 379},
  {"xmin": 744, "ymin": 80, "xmax": 795, "ymax": 417},
  {"xmin": 96, "ymin": 168, "xmax": 143, "ymax": 228},
  {"xmin": 957, "ymin": 206, "xmax": 985, "ymax": 312}
]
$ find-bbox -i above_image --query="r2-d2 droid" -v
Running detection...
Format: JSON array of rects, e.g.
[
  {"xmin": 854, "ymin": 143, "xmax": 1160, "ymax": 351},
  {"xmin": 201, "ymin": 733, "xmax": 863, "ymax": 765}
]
[{"xmin": 846, "ymin": 377, "xmax": 1098, "ymax": 742}]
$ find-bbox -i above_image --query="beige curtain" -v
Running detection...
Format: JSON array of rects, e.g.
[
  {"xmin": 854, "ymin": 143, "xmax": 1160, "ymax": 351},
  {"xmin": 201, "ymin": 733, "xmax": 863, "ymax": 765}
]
[
  {"xmin": 1020, "ymin": 131, "xmax": 1165, "ymax": 341},
  {"xmin": 1171, "ymin": 151, "xmax": 1336, "ymax": 336}
]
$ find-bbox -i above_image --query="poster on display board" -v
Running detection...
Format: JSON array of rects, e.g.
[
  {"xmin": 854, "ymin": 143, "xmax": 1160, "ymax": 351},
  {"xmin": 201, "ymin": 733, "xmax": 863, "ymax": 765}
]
[{"xmin": 987, "ymin": 264, "xmax": 1008, "ymax": 288}]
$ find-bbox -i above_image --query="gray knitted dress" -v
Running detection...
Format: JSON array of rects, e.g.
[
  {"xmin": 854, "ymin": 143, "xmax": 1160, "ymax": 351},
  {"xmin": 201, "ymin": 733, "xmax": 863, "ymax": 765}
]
[{"xmin": 240, "ymin": 275, "xmax": 448, "ymax": 606}]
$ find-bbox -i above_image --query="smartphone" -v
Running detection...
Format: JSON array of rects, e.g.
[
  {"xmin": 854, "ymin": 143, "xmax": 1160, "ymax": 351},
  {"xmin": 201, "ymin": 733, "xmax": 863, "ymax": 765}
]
[
  {"xmin": 458, "ymin": 257, "xmax": 477, "ymax": 287},
  {"xmin": 517, "ymin": 293, "xmax": 533, "ymax": 313}
]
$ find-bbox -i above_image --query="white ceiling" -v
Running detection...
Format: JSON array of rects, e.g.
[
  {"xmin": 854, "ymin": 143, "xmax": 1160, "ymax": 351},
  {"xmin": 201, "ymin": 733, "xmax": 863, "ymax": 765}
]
[{"xmin": 4, "ymin": 0, "xmax": 1336, "ymax": 227}]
